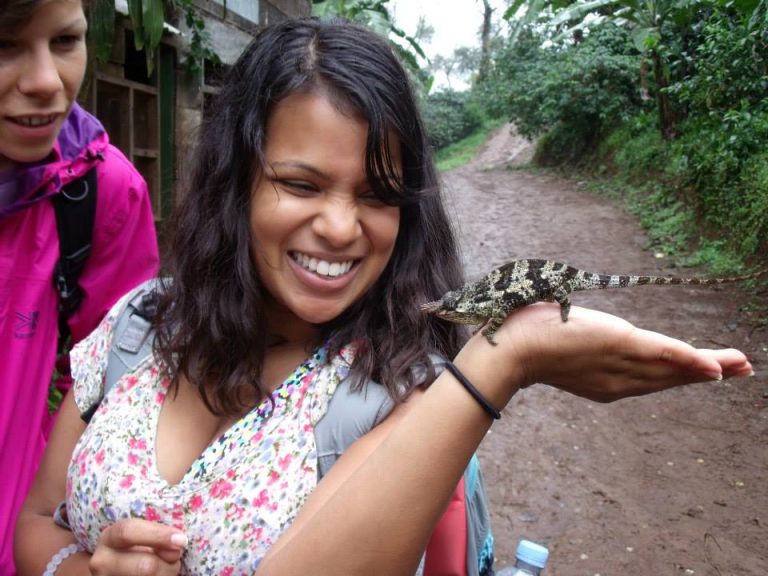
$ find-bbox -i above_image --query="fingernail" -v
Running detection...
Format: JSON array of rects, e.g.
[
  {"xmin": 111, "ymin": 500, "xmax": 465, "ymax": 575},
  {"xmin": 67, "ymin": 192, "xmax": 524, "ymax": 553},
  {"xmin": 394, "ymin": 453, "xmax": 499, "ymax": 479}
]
[
  {"xmin": 171, "ymin": 533, "xmax": 188, "ymax": 547},
  {"xmin": 706, "ymin": 371, "xmax": 723, "ymax": 381}
]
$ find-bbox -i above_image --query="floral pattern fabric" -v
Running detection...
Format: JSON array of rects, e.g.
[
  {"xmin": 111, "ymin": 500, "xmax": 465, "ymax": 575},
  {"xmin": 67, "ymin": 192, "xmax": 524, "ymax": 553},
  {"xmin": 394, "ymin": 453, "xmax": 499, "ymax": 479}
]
[{"xmin": 67, "ymin": 290, "xmax": 352, "ymax": 575}]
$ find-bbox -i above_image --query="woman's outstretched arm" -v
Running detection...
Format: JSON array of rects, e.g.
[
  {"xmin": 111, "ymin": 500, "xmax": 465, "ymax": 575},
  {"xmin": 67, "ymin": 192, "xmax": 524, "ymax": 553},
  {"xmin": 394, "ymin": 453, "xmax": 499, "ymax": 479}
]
[{"xmin": 258, "ymin": 303, "xmax": 752, "ymax": 576}]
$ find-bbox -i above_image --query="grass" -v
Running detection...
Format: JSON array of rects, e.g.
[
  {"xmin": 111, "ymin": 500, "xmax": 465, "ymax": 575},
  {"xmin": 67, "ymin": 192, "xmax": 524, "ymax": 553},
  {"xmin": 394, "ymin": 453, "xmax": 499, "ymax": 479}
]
[
  {"xmin": 580, "ymin": 164, "xmax": 768, "ymax": 323},
  {"xmin": 435, "ymin": 120, "xmax": 506, "ymax": 172}
]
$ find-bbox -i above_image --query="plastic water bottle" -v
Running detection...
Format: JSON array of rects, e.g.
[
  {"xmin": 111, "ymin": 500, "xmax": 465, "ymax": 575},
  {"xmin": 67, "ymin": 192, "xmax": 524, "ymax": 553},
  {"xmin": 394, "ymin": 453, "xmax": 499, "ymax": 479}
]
[{"xmin": 505, "ymin": 539, "xmax": 549, "ymax": 575}]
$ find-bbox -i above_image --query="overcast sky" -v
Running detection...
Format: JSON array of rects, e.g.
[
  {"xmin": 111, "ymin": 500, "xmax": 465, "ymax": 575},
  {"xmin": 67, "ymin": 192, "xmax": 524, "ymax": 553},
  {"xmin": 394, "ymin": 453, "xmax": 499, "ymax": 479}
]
[{"xmin": 388, "ymin": 0, "xmax": 510, "ymax": 88}]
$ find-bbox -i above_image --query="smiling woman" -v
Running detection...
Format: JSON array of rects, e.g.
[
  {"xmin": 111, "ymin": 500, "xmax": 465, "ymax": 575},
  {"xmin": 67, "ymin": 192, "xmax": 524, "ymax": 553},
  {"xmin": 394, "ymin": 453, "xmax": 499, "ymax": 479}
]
[
  {"xmin": 14, "ymin": 16, "xmax": 469, "ymax": 576},
  {"xmin": 0, "ymin": 0, "xmax": 87, "ymax": 169},
  {"xmin": 251, "ymin": 90, "xmax": 401, "ymax": 327},
  {"xmin": 14, "ymin": 15, "xmax": 755, "ymax": 576}
]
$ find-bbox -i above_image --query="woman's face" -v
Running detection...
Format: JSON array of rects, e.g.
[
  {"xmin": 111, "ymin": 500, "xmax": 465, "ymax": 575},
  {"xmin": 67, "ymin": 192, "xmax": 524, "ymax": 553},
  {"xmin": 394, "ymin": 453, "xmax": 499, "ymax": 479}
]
[
  {"xmin": 250, "ymin": 90, "xmax": 401, "ymax": 331},
  {"xmin": 0, "ymin": 0, "xmax": 87, "ymax": 170}
]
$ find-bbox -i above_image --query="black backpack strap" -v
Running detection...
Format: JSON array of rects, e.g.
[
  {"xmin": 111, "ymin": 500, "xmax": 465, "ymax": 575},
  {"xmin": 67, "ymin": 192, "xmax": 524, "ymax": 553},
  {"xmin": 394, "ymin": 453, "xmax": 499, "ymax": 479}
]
[
  {"xmin": 53, "ymin": 167, "xmax": 98, "ymax": 342},
  {"xmin": 81, "ymin": 279, "xmax": 161, "ymax": 423}
]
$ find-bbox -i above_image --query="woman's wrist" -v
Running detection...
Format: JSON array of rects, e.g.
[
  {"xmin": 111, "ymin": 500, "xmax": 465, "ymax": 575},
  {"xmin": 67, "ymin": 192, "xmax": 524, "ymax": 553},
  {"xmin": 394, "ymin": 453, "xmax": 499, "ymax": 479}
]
[
  {"xmin": 443, "ymin": 361, "xmax": 501, "ymax": 420},
  {"xmin": 451, "ymin": 326, "xmax": 529, "ymax": 412},
  {"xmin": 43, "ymin": 542, "xmax": 85, "ymax": 576}
]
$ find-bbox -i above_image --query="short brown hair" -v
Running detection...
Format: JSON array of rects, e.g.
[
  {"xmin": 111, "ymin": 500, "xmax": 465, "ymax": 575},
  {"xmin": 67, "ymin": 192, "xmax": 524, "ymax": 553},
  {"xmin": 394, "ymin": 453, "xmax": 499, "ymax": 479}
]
[{"xmin": 0, "ymin": 0, "xmax": 86, "ymax": 34}]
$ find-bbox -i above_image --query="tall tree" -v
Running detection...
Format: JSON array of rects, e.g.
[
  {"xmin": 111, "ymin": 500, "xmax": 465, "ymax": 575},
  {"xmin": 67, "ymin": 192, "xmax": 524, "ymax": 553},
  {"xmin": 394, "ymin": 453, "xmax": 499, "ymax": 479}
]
[{"xmin": 477, "ymin": 0, "xmax": 494, "ymax": 82}]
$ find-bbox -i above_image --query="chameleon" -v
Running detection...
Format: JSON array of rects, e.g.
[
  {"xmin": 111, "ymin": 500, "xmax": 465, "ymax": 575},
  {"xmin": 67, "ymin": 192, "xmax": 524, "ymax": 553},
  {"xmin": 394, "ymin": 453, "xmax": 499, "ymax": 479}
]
[{"xmin": 420, "ymin": 258, "xmax": 767, "ymax": 345}]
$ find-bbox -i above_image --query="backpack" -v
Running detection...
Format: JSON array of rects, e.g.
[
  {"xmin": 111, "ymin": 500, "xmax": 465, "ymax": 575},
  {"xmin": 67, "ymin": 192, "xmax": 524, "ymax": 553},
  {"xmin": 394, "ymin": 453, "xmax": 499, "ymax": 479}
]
[
  {"xmin": 53, "ymin": 167, "xmax": 98, "ymax": 344},
  {"xmin": 85, "ymin": 280, "xmax": 496, "ymax": 576},
  {"xmin": 48, "ymin": 169, "xmax": 98, "ymax": 412}
]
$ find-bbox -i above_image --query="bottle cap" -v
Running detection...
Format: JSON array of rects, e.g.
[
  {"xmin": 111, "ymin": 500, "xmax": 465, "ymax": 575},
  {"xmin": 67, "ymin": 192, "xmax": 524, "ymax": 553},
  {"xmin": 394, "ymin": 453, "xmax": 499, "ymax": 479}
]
[{"xmin": 516, "ymin": 539, "xmax": 549, "ymax": 568}]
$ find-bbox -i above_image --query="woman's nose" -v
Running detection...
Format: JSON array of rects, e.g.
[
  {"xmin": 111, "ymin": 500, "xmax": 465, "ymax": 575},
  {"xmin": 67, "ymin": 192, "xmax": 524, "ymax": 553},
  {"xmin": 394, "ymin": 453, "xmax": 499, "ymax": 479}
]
[
  {"xmin": 312, "ymin": 198, "xmax": 362, "ymax": 247},
  {"xmin": 17, "ymin": 46, "xmax": 64, "ymax": 97}
]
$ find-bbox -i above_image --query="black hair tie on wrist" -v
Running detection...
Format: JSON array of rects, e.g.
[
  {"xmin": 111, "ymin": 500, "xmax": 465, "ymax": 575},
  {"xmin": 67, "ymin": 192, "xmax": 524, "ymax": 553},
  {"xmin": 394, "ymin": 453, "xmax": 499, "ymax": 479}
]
[{"xmin": 444, "ymin": 361, "xmax": 501, "ymax": 420}]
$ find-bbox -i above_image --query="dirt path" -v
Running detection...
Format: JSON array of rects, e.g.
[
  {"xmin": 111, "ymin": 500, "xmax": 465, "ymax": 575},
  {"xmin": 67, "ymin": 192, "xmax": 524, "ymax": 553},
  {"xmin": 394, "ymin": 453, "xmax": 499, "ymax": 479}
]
[{"xmin": 440, "ymin": 125, "xmax": 768, "ymax": 575}]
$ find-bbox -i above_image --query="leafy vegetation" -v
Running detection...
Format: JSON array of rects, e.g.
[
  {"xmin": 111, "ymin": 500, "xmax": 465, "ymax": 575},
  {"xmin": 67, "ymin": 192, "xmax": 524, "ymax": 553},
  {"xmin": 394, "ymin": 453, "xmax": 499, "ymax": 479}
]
[
  {"xmin": 421, "ymin": 90, "xmax": 485, "ymax": 151},
  {"xmin": 88, "ymin": 0, "xmax": 219, "ymax": 75},
  {"xmin": 516, "ymin": 26, "xmax": 642, "ymax": 165},
  {"xmin": 445, "ymin": 0, "xmax": 767, "ymax": 273}
]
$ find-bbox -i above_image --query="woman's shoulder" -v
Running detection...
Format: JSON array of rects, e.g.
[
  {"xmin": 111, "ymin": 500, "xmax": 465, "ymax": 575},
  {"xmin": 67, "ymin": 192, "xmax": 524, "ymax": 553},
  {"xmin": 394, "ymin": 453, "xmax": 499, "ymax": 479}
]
[
  {"xmin": 94, "ymin": 144, "xmax": 148, "ymax": 197},
  {"xmin": 88, "ymin": 142, "xmax": 156, "ymax": 250},
  {"xmin": 70, "ymin": 284, "xmax": 156, "ymax": 417},
  {"xmin": 314, "ymin": 352, "xmax": 446, "ymax": 477}
]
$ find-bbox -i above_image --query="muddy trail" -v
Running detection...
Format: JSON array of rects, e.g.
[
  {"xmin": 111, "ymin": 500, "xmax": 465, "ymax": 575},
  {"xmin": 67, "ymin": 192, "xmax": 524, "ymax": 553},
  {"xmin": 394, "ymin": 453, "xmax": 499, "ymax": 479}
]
[{"xmin": 440, "ymin": 125, "xmax": 768, "ymax": 575}]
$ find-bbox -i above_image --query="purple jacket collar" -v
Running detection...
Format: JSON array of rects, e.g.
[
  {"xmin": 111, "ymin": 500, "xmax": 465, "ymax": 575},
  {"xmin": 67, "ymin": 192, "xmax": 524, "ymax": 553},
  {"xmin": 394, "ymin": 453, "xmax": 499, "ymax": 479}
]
[{"xmin": 0, "ymin": 104, "xmax": 107, "ymax": 219}]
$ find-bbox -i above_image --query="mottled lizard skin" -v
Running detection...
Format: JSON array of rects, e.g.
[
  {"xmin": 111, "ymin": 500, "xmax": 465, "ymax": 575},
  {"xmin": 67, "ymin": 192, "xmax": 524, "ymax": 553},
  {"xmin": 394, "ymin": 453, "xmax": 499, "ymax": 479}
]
[{"xmin": 421, "ymin": 258, "xmax": 767, "ymax": 345}]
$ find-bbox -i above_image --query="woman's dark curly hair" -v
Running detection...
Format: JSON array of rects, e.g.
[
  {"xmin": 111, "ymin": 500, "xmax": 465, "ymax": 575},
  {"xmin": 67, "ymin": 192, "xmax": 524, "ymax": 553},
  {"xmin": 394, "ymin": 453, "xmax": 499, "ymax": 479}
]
[{"xmin": 155, "ymin": 17, "xmax": 466, "ymax": 414}]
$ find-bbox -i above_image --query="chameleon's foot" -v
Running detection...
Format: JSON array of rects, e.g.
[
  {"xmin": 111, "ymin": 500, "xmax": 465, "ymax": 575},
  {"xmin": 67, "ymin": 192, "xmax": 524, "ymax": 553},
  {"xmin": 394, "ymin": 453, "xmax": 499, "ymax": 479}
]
[
  {"xmin": 481, "ymin": 320, "xmax": 502, "ymax": 346},
  {"xmin": 553, "ymin": 287, "xmax": 572, "ymax": 322}
]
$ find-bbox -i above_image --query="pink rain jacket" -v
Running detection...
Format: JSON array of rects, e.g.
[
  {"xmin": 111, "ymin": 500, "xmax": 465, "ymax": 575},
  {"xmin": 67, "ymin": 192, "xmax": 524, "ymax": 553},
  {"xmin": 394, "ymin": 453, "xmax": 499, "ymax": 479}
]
[{"xmin": 0, "ymin": 104, "xmax": 159, "ymax": 574}]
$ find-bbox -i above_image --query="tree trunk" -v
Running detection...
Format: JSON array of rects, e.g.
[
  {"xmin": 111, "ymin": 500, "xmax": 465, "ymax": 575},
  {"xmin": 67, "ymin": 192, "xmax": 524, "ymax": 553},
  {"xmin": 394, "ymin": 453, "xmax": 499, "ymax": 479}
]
[
  {"xmin": 651, "ymin": 49, "xmax": 677, "ymax": 140},
  {"xmin": 477, "ymin": 0, "xmax": 493, "ymax": 83}
]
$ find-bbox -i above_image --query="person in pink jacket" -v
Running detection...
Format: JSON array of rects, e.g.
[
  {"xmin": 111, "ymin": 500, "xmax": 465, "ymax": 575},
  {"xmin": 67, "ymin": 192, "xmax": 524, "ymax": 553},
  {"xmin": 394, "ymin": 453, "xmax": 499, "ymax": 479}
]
[{"xmin": 0, "ymin": 1, "xmax": 159, "ymax": 573}]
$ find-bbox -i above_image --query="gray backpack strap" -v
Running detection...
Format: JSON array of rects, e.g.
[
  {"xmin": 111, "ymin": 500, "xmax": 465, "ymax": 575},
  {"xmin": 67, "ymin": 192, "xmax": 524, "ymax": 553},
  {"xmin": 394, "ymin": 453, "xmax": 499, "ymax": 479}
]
[
  {"xmin": 313, "ymin": 354, "xmax": 442, "ymax": 477},
  {"xmin": 315, "ymin": 376, "xmax": 394, "ymax": 478},
  {"xmin": 464, "ymin": 455, "xmax": 495, "ymax": 576},
  {"xmin": 80, "ymin": 279, "xmax": 161, "ymax": 423},
  {"xmin": 313, "ymin": 374, "xmax": 421, "ymax": 576}
]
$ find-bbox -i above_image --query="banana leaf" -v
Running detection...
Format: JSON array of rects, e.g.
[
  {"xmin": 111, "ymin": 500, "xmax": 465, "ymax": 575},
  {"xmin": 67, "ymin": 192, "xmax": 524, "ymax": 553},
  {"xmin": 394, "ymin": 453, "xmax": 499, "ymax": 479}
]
[{"xmin": 89, "ymin": 0, "xmax": 116, "ymax": 63}]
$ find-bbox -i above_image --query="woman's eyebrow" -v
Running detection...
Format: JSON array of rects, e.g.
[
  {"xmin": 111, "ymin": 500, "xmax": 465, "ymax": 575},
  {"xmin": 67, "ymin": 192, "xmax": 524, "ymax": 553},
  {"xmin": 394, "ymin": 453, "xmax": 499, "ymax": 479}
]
[
  {"xmin": 57, "ymin": 16, "xmax": 89, "ymax": 33},
  {"xmin": 269, "ymin": 161, "xmax": 325, "ymax": 178}
]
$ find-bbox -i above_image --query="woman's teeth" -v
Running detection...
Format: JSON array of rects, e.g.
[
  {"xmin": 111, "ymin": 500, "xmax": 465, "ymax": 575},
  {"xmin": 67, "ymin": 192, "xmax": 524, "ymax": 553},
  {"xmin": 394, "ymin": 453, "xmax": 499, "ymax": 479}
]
[
  {"xmin": 293, "ymin": 253, "xmax": 354, "ymax": 278},
  {"xmin": 14, "ymin": 115, "xmax": 56, "ymax": 127}
]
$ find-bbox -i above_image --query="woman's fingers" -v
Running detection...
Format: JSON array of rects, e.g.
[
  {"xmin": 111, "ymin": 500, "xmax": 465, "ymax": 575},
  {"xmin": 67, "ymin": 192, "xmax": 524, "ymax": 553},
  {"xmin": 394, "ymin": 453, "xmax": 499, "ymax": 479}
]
[
  {"xmin": 613, "ymin": 328, "xmax": 753, "ymax": 384},
  {"xmin": 91, "ymin": 519, "xmax": 187, "ymax": 575},
  {"xmin": 90, "ymin": 549, "xmax": 181, "ymax": 576},
  {"xmin": 617, "ymin": 327, "xmax": 743, "ymax": 377},
  {"xmin": 702, "ymin": 348, "xmax": 754, "ymax": 378},
  {"xmin": 486, "ymin": 304, "xmax": 753, "ymax": 402},
  {"xmin": 99, "ymin": 518, "xmax": 187, "ymax": 551}
]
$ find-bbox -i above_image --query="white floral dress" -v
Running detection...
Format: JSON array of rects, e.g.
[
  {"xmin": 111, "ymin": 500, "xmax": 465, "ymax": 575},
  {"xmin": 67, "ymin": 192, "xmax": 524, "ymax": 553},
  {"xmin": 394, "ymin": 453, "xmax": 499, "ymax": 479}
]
[{"xmin": 67, "ymin": 290, "xmax": 353, "ymax": 575}]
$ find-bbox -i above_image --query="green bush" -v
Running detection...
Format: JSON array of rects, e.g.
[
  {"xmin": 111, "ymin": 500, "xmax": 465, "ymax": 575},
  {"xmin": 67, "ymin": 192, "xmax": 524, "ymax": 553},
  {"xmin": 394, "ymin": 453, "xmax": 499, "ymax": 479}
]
[
  {"xmin": 421, "ymin": 89, "xmax": 484, "ymax": 150},
  {"xmin": 473, "ymin": 29, "xmax": 544, "ymax": 122},
  {"xmin": 674, "ymin": 108, "xmax": 768, "ymax": 232},
  {"xmin": 505, "ymin": 25, "xmax": 644, "ymax": 165},
  {"xmin": 670, "ymin": 7, "xmax": 768, "ymax": 118},
  {"xmin": 592, "ymin": 108, "xmax": 768, "ymax": 264},
  {"xmin": 733, "ymin": 149, "xmax": 768, "ymax": 256}
]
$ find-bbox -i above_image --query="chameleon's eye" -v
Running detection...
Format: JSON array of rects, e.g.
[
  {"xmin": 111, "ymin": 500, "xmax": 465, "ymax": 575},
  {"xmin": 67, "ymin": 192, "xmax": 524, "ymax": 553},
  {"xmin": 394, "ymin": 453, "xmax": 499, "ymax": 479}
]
[{"xmin": 443, "ymin": 292, "xmax": 458, "ymax": 310}]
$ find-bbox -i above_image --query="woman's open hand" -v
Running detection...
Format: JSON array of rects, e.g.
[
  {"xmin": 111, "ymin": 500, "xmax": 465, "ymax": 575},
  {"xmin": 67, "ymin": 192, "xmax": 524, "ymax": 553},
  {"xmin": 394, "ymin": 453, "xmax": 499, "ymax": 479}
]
[{"xmin": 460, "ymin": 303, "xmax": 753, "ymax": 403}]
